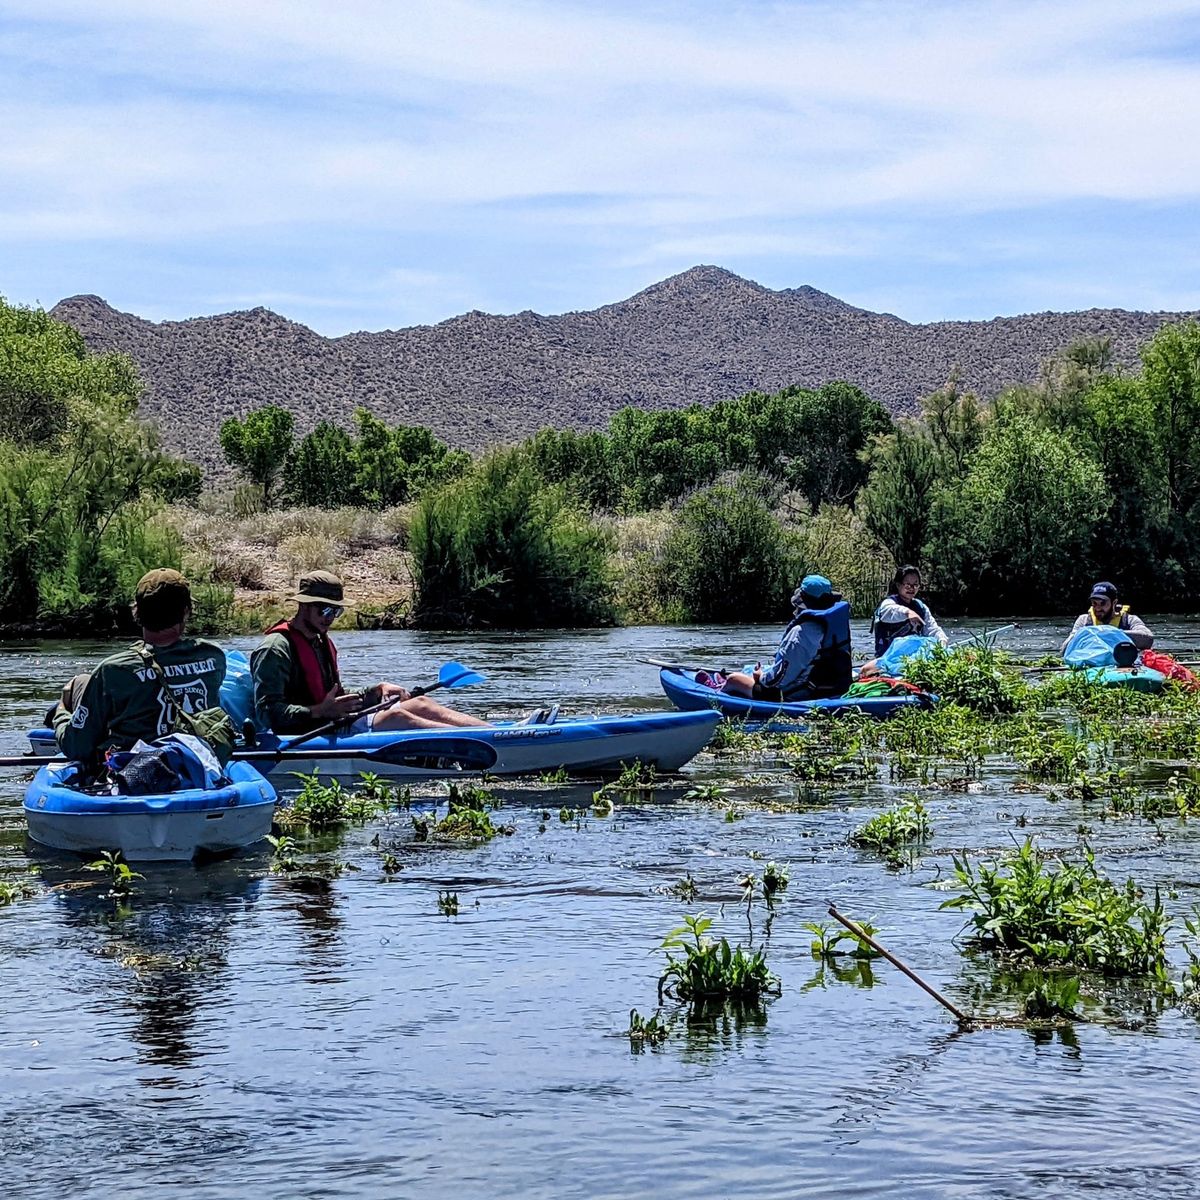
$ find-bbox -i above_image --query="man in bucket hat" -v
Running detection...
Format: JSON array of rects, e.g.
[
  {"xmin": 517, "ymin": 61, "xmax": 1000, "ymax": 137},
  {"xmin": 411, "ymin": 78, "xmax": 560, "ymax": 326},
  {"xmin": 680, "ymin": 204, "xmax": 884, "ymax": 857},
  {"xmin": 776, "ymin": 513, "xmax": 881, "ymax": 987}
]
[
  {"xmin": 251, "ymin": 570, "xmax": 488, "ymax": 734},
  {"xmin": 1061, "ymin": 580, "xmax": 1154, "ymax": 653},
  {"xmin": 54, "ymin": 568, "xmax": 227, "ymax": 764},
  {"xmin": 720, "ymin": 574, "xmax": 853, "ymax": 702}
]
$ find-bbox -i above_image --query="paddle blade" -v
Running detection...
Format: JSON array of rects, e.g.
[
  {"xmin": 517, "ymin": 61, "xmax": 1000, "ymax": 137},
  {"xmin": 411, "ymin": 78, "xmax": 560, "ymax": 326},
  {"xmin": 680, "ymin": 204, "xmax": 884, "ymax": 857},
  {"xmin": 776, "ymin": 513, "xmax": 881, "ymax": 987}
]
[{"xmin": 437, "ymin": 661, "xmax": 487, "ymax": 689}]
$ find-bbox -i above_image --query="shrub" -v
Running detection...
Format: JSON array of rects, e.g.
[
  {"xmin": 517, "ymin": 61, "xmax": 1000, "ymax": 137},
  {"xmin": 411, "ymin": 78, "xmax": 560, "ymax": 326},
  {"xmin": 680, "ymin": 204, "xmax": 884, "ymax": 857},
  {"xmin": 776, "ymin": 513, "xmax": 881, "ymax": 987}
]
[
  {"xmin": 410, "ymin": 448, "xmax": 615, "ymax": 629},
  {"xmin": 657, "ymin": 476, "xmax": 796, "ymax": 623}
]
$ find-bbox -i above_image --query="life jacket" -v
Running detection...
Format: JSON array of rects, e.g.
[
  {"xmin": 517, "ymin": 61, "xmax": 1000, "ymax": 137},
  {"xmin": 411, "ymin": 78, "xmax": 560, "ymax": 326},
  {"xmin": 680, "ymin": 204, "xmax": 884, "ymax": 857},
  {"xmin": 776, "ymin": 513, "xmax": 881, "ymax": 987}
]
[
  {"xmin": 794, "ymin": 597, "xmax": 853, "ymax": 698},
  {"xmin": 872, "ymin": 594, "xmax": 931, "ymax": 657},
  {"xmin": 1088, "ymin": 604, "xmax": 1129, "ymax": 628},
  {"xmin": 266, "ymin": 620, "xmax": 339, "ymax": 705}
]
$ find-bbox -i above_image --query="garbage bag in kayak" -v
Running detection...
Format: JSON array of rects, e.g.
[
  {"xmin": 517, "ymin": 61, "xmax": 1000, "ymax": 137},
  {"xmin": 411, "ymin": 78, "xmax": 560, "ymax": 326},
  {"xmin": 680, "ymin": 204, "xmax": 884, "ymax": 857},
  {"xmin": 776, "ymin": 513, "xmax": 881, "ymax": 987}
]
[
  {"xmin": 876, "ymin": 634, "xmax": 938, "ymax": 677},
  {"xmin": 1062, "ymin": 625, "xmax": 1137, "ymax": 669}
]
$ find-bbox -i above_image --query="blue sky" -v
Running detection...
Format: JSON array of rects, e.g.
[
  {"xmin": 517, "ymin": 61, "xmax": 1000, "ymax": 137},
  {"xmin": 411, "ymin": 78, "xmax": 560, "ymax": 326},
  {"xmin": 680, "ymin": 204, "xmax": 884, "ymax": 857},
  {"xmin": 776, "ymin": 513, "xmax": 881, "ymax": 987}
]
[{"xmin": 2, "ymin": 0, "xmax": 1199, "ymax": 333}]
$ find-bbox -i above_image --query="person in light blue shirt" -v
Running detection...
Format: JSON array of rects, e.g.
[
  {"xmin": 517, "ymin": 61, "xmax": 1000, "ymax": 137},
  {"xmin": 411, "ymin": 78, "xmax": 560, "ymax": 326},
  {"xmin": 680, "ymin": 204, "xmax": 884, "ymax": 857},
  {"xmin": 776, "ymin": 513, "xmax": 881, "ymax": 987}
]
[{"xmin": 722, "ymin": 575, "xmax": 853, "ymax": 702}]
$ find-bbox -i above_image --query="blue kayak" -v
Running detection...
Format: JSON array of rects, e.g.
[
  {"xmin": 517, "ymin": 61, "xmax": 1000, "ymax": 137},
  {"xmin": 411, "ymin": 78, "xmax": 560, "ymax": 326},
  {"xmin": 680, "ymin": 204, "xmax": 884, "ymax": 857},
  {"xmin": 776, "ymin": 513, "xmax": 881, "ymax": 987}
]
[
  {"xmin": 659, "ymin": 668, "xmax": 933, "ymax": 721},
  {"xmin": 24, "ymin": 761, "xmax": 277, "ymax": 861},
  {"xmin": 1084, "ymin": 666, "xmax": 1166, "ymax": 693},
  {"xmin": 26, "ymin": 708, "xmax": 722, "ymax": 781}
]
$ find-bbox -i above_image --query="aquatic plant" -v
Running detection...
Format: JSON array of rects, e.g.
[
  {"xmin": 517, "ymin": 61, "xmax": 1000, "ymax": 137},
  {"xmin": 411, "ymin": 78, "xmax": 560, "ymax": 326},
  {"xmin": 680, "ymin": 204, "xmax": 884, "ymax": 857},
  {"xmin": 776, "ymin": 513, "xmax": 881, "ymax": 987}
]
[
  {"xmin": 667, "ymin": 873, "xmax": 699, "ymax": 902},
  {"xmin": 942, "ymin": 840, "xmax": 1171, "ymax": 977},
  {"xmin": 538, "ymin": 766, "xmax": 569, "ymax": 784},
  {"xmin": 85, "ymin": 850, "xmax": 143, "ymax": 899},
  {"xmin": 762, "ymin": 862, "xmax": 789, "ymax": 899},
  {"xmin": 627, "ymin": 1008, "xmax": 673, "ymax": 1049},
  {"xmin": 284, "ymin": 770, "xmax": 385, "ymax": 829},
  {"xmin": 850, "ymin": 798, "xmax": 930, "ymax": 864},
  {"xmin": 266, "ymin": 832, "xmax": 300, "ymax": 872},
  {"xmin": 380, "ymin": 849, "xmax": 403, "ymax": 875},
  {"xmin": 904, "ymin": 644, "xmax": 1026, "ymax": 714},
  {"xmin": 446, "ymin": 780, "xmax": 496, "ymax": 809},
  {"xmin": 592, "ymin": 790, "xmax": 614, "ymax": 817},
  {"xmin": 0, "ymin": 878, "xmax": 36, "ymax": 906},
  {"xmin": 657, "ymin": 914, "xmax": 781, "ymax": 1003},
  {"xmin": 437, "ymin": 891, "xmax": 460, "ymax": 916},
  {"xmin": 615, "ymin": 760, "xmax": 657, "ymax": 790},
  {"xmin": 803, "ymin": 918, "xmax": 882, "ymax": 961},
  {"xmin": 684, "ymin": 782, "xmax": 729, "ymax": 804},
  {"xmin": 1021, "ymin": 974, "xmax": 1082, "ymax": 1020},
  {"xmin": 1006, "ymin": 719, "xmax": 1090, "ymax": 782}
]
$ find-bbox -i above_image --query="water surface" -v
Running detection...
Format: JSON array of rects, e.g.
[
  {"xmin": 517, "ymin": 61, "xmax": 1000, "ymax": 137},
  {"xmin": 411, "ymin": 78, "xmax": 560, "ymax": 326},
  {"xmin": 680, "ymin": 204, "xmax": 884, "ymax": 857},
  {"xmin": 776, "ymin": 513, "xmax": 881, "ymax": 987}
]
[{"xmin": 3, "ymin": 619, "xmax": 1200, "ymax": 1199}]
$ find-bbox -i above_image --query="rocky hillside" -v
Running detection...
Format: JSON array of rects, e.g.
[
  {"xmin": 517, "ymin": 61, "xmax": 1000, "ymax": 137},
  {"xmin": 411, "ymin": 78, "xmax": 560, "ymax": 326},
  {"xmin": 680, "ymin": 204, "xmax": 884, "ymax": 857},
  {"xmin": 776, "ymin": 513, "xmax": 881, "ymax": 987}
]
[{"xmin": 51, "ymin": 266, "xmax": 1197, "ymax": 471}]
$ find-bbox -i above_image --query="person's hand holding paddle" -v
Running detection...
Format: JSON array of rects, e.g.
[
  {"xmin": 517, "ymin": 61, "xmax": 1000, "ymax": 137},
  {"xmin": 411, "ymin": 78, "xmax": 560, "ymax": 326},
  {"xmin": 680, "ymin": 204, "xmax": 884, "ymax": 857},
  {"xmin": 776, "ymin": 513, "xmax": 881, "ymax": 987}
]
[{"xmin": 310, "ymin": 685, "xmax": 364, "ymax": 724}]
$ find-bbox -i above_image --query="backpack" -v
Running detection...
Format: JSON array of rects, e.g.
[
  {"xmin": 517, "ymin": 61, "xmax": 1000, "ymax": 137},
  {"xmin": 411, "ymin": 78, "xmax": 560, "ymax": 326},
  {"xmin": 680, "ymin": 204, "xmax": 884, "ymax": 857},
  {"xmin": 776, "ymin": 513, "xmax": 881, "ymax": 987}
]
[{"xmin": 138, "ymin": 646, "xmax": 237, "ymax": 767}]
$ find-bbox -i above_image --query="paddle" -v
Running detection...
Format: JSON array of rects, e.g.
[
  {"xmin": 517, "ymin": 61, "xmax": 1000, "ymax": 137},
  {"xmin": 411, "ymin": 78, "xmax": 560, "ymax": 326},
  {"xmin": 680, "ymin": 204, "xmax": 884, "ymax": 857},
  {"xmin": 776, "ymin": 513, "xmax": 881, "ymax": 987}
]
[
  {"xmin": 274, "ymin": 659, "xmax": 486, "ymax": 754},
  {"xmin": 0, "ymin": 660, "xmax": 488, "ymax": 770}
]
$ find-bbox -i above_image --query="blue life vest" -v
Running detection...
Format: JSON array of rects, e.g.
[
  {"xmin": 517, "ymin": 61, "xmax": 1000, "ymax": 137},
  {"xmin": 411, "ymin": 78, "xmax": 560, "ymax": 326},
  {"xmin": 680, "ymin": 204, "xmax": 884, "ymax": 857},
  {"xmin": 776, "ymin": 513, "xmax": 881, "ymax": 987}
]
[
  {"xmin": 795, "ymin": 597, "xmax": 853, "ymax": 698},
  {"xmin": 872, "ymin": 594, "xmax": 931, "ymax": 657}
]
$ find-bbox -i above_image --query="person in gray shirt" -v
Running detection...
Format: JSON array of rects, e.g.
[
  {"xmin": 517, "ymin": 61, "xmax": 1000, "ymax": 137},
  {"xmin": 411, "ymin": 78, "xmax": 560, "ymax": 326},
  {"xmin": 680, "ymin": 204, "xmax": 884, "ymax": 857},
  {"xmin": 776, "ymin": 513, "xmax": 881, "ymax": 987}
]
[{"xmin": 1061, "ymin": 581, "xmax": 1154, "ymax": 653}]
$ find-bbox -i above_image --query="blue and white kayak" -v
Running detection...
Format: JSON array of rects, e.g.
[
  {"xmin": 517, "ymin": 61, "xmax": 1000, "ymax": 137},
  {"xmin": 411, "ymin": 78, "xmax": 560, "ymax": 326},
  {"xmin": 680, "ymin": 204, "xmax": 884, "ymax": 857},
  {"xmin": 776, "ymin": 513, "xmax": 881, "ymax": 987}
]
[
  {"xmin": 659, "ymin": 667, "xmax": 933, "ymax": 722},
  {"xmin": 24, "ymin": 761, "xmax": 277, "ymax": 862},
  {"xmin": 1084, "ymin": 665, "xmax": 1166, "ymax": 693},
  {"xmin": 27, "ymin": 709, "xmax": 722, "ymax": 782}
]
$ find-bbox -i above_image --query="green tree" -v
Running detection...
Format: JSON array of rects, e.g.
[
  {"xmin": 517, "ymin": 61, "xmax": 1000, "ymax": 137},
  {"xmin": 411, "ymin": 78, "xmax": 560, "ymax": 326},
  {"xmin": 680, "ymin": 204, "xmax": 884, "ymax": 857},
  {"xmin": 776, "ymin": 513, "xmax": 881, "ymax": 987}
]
[
  {"xmin": 859, "ymin": 421, "xmax": 940, "ymax": 566},
  {"xmin": 285, "ymin": 420, "xmax": 357, "ymax": 507},
  {"xmin": 219, "ymin": 404, "xmax": 295, "ymax": 506}
]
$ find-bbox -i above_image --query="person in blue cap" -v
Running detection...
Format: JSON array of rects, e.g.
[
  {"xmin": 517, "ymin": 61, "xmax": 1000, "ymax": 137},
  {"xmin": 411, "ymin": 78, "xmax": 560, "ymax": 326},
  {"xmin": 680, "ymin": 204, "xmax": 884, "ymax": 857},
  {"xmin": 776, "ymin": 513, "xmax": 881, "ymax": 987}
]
[
  {"xmin": 1061, "ymin": 581, "xmax": 1154, "ymax": 653},
  {"xmin": 722, "ymin": 574, "xmax": 853, "ymax": 702}
]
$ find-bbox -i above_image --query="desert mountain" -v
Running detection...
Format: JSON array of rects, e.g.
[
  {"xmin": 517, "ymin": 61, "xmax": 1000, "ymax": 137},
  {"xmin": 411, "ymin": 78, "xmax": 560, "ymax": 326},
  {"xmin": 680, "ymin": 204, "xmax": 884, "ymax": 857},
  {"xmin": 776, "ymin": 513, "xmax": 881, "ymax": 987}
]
[{"xmin": 50, "ymin": 266, "xmax": 1195, "ymax": 471}]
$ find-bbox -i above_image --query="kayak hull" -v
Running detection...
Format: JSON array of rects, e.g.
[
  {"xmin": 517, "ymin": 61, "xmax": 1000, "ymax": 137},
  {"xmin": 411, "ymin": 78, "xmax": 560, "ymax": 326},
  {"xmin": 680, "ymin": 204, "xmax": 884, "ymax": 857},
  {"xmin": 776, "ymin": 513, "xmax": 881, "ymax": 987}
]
[
  {"xmin": 1085, "ymin": 666, "xmax": 1166, "ymax": 693},
  {"xmin": 24, "ymin": 761, "xmax": 277, "ymax": 862},
  {"xmin": 26, "ymin": 710, "xmax": 722, "ymax": 781},
  {"xmin": 659, "ymin": 668, "xmax": 933, "ymax": 722}
]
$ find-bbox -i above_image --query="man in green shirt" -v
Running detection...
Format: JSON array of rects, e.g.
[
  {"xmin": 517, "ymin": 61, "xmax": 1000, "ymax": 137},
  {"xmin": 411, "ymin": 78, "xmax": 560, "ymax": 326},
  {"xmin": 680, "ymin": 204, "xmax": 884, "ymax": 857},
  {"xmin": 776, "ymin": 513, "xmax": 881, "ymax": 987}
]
[
  {"xmin": 55, "ymin": 569, "xmax": 227, "ymax": 764},
  {"xmin": 251, "ymin": 570, "xmax": 488, "ymax": 735}
]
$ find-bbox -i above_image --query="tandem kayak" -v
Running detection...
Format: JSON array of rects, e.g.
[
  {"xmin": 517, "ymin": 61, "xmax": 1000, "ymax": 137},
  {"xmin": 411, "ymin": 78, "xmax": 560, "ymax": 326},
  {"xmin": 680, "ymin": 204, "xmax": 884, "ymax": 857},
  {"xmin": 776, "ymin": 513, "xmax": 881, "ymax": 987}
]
[
  {"xmin": 659, "ymin": 668, "xmax": 933, "ymax": 722},
  {"xmin": 26, "ymin": 709, "xmax": 722, "ymax": 781},
  {"xmin": 24, "ymin": 761, "xmax": 277, "ymax": 862}
]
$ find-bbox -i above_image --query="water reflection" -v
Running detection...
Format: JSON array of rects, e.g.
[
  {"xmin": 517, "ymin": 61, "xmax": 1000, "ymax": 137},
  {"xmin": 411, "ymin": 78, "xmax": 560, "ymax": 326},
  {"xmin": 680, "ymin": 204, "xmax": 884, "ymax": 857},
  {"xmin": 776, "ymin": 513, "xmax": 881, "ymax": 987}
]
[{"xmin": 34, "ymin": 851, "xmax": 264, "ymax": 1081}]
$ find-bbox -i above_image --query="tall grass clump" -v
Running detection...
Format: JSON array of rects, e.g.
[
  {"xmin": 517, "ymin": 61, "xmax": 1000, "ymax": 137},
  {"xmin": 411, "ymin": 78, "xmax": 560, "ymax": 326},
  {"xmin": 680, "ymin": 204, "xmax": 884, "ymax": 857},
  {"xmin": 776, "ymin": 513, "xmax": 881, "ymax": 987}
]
[
  {"xmin": 903, "ymin": 643, "xmax": 1027, "ymax": 714},
  {"xmin": 410, "ymin": 448, "xmax": 615, "ymax": 628}
]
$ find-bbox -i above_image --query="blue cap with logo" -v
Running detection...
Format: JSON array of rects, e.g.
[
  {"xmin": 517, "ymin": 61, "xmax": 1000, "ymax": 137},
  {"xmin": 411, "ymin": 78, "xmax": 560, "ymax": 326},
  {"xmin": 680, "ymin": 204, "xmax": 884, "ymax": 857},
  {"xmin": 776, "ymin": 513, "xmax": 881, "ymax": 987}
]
[{"xmin": 791, "ymin": 574, "xmax": 833, "ymax": 609}]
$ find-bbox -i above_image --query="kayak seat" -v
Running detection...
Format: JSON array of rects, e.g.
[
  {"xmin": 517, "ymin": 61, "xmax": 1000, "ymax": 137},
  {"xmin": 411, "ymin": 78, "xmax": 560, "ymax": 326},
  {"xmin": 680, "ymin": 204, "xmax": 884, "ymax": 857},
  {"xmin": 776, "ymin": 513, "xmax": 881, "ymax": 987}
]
[{"xmin": 521, "ymin": 704, "xmax": 561, "ymax": 726}]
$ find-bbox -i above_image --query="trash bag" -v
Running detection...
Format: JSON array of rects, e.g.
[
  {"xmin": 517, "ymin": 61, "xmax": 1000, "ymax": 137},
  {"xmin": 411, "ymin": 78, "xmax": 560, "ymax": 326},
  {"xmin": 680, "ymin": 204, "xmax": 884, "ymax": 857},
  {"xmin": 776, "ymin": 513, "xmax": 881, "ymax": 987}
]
[
  {"xmin": 107, "ymin": 733, "xmax": 225, "ymax": 794},
  {"xmin": 1062, "ymin": 625, "xmax": 1136, "ymax": 669},
  {"xmin": 876, "ymin": 634, "xmax": 937, "ymax": 677},
  {"xmin": 218, "ymin": 649, "xmax": 256, "ymax": 730}
]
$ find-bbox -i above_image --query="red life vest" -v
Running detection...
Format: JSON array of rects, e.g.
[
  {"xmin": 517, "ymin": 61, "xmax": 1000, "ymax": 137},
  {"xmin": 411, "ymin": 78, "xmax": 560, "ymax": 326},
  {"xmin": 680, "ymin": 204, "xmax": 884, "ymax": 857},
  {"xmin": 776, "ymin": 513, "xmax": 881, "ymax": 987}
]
[{"xmin": 266, "ymin": 620, "xmax": 339, "ymax": 705}]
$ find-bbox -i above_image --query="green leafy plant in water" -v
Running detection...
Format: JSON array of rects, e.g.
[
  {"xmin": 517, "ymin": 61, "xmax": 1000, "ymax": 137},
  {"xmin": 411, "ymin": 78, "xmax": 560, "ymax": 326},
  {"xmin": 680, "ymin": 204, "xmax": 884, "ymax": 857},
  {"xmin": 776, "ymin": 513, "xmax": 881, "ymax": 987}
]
[
  {"xmin": 538, "ymin": 766, "xmax": 569, "ymax": 785},
  {"xmin": 627, "ymin": 1007, "xmax": 672, "ymax": 1049},
  {"xmin": 942, "ymin": 838, "xmax": 1172, "ymax": 977},
  {"xmin": 615, "ymin": 760, "xmax": 657, "ymax": 790},
  {"xmin": 0, "ymin": 878, "xmax": 37, "ymax": 906},
  {"xmin": 803, "ymin": 918, "xmax": 881, "ymax": 961},
  {"xmin": 904, "ymin": 643, "xmax": 1027, "ymax": 714},
  {"xmin": 1006, "ymin": 718, "xmax": 1090, "ymax": 782},
  {"xmin": 380, "ymin": 849, "xmax": 403, "ymax": 876},
  {"xmin": 558, "ymin": 806, "xmax": 576, "ymax": 824},
  {"xmin": 762, "ymin": 862, "xmax": 789, "ymax": 900},
  {"xmin": 724, "ymin": 805, "xmax": 742, "ymax": 823},
  {"xmin": 356, "ymin": 771, "xmax": 400, "ymax": 805},
  {"xmin": 850, "ymin": 798, "xmax": 930, "ymax": 863},
  {"xmin": 85, "ymin": 850, "xmax": 143, "ymax": 898},
  {"xmin": 437, "ymin": 890, "xmax": 460, "ymax": 916},
  {"xmin": 266, "ymin": 832, "xmax": 300, "ymax": 872},
  {"xmin": 446, "ymin": 781, "xmax": 496, "ymax": 810},
  {"xmin": 592, "ymin": 789, "xmax": 614, "ymax": 817},
  {"xmin": 668, "ymin": 872, "xmax": 699, "ymax": 902},
  {"xmin": 657, "ymin": 914, "xmax": 781, "ymax": 1003},
  {"xmin": 1022, "ymin": 973, "xmax": 1082, "ymax": 1020},
  {"xmin": 684, "ymin": 782, "xmax": 728, "ymax": 804},
  {"xmin": 285, "ymin": 769, "xmax": 385, "ymax": 829}
]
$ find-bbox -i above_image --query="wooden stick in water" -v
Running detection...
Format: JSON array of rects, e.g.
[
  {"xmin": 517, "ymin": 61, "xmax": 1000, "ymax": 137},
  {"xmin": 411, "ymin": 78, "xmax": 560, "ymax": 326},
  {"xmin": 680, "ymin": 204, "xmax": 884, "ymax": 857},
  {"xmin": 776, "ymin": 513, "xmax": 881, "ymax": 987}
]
[{"xmin": 827, "ymin": 903, "xmax": 970, "ymax": 1024}]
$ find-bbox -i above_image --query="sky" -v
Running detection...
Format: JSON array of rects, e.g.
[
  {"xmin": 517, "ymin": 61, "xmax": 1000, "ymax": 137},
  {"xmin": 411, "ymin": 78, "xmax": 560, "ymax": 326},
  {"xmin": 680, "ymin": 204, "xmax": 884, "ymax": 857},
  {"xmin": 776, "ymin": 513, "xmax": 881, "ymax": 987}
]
[{"xmin": 2, "ymin": 0, "xmax": 1200, "ymax": 333}]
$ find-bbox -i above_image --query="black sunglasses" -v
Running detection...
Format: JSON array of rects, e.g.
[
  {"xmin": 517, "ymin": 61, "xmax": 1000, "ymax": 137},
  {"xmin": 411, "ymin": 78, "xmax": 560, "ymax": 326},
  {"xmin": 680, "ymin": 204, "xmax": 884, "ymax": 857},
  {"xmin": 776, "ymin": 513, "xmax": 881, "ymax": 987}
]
[{"xmin": 319, "ymin": 604, "xmax": 344, "ymax": 620}]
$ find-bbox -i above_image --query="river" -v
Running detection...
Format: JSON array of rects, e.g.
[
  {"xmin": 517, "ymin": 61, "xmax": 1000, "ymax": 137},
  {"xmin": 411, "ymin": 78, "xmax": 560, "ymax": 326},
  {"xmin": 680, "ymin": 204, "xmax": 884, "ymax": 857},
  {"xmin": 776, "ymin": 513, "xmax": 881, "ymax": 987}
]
[{"xmin": 3, "ymin": 618, "xmax": 1200, "ymax": 1198}]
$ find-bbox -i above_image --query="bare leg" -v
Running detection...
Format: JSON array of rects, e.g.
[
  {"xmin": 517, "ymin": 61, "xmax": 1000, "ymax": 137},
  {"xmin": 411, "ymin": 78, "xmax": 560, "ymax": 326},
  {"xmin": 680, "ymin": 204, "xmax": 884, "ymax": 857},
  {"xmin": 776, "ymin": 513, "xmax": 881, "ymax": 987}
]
[
  {"xmin": 373, "ymin": 696, "xmax": 489, "ymax": 731},
  {"xmin": 721, "ymin": 671, "xmax": 756, "ymax": 698}
]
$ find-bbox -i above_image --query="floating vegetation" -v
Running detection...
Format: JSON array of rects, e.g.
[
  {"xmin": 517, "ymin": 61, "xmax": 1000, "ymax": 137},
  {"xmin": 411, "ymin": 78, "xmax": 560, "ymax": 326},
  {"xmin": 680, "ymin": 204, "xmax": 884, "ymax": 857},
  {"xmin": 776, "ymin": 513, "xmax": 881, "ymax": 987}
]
[
  {"xmin": 657, "ymin": 914, "xmax": 781, "ymax": 1003},
  {"xmin": 0, "ymin": 878, "xmax": 37, "ymax": 906},
  {"xmin": 684, "ymin": 782, "xmax": 729, "ymax": 804},
  {"xmin": 614, "ymin": 760, "xmax": 657, "ymax": 790},
  {"xmin": 667, "ymin": 873, "xmax": 699, "ymax": 902},
  {"xmin": 904, "ymin": 643, "xmax": 1027, "ymax": 714},
  {"xmin": 762, "ymin": 862, "xmax": 789, "ymax": 900},
  {"xmin": 942, "ymin": 840, "xmax": 1172, "ymax": 978},
  {"xmin": 627, "ymin": 1008, "xmax": 673, "ymax": 1050},
  {"xmin": 592, "ymin": 790, "xmax": 614, "ymax": 817},
  {"xmin": 1007, "ymin": 718, "xmax": 1090, "ymax": 782},
  {"xmin": 437, "ymin": 891, "xmax": 460, "ymax": 916},
  {"xmin": 281, "ymin": 770, "xmax": 387, "ymax": 830},
  {"xmin": 850, "ymin": 798, "xmax": 930, "ymax": 864},
  {"xmin": 538, "ymin": 766, "xmax": 570, "ymax": 785},
  {"xmin": 380, "ymin": 849, "xmax": 403, "ymax": 875},
  {"xmin": 1022, "ymin": 973, "xmax": 1082, "ymax": 1021},
  {"xmin": 804, "ymin": 918, "xmax": 882, "ymax": 962}
]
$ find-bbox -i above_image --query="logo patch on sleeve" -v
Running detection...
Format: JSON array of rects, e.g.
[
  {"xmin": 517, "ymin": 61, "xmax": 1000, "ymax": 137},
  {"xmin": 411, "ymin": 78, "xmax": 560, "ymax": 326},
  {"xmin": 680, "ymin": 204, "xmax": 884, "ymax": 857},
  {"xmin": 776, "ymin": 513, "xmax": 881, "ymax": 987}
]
[{"xmin": 70, "ymin": 704, "xmax": 89, "ymax": 729}]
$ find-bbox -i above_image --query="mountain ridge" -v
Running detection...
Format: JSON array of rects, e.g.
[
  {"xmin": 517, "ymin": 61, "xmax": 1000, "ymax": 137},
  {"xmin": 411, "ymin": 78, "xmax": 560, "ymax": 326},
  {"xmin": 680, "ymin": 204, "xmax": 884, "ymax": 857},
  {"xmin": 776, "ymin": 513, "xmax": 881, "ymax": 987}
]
[{"xmin": 49, "ymin": 266, "xmax": 1198, "ymax": 472}]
